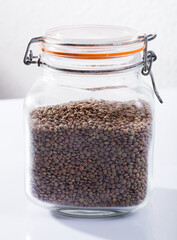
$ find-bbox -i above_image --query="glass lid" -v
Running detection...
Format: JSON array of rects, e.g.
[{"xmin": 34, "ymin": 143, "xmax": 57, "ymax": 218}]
[
  {"xmin": 41, "ymin": 25, "xmax": 145, "ymax": 59},
  {"xmin": 44, "ymin": 25, "xmax": 138, "ymax": 45}
]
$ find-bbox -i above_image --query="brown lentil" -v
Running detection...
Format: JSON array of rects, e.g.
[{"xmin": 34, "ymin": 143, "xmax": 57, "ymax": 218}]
[{"xmin": 29, "ymin": 99, "xmax": 152, "ymax": 207}]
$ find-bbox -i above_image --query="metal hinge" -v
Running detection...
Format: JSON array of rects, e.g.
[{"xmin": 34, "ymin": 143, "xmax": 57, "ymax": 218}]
[{"xmin": 23, "ymin": 36, "xmax": 44, "ymax": 66}]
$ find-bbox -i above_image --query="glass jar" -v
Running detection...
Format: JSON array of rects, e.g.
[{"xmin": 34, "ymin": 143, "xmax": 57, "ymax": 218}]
[{"xmin": 24, "ymin": 26, "xmax": 161, "ymax": 218}]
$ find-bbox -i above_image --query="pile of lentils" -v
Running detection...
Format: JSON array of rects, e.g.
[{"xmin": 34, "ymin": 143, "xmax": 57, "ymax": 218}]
[{"xmin": 29, "ymin": 99, "xmax": 152, "ymax": 207}]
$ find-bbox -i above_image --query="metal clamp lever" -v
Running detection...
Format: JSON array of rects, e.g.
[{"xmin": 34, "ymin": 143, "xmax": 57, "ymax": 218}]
[
  {"xmin": 150, "ymin": 71, "xmax": 163, "ymax": 103},
  {"xmin": 141, "ymin": 35, "xmax": 163, "ymax": 103}
]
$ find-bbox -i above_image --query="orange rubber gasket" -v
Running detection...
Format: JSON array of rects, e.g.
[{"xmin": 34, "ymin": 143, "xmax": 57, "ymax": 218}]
[{"xmin": 41, "ymin": 46, "xmax": 145, "ymax": 59}]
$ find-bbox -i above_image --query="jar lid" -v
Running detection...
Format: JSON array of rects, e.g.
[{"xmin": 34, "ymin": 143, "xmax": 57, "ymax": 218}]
[{"xmin": 41, "ymin": 25, "xmax": 145, "ymax": 59}]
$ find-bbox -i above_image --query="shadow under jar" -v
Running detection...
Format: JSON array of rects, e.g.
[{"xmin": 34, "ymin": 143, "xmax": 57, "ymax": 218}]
[{"xmin": 24, "ymin": 25, "xmax": 160, "ymax": 218}]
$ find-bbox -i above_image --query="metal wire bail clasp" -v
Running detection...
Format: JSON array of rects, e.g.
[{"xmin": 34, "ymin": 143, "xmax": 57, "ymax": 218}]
[
  {"xmin": 141, "ymin": 34, "xmax": 163, "ymax": 103},
  {"xmin": 23, "ymin": 36, "xmax": 44, "ymax": 66}
]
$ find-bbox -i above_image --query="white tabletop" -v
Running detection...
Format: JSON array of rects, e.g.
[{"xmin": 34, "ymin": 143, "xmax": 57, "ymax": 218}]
[{"xmin": 0, "ymin": 89, "xmax": 177, "ymax": 240}]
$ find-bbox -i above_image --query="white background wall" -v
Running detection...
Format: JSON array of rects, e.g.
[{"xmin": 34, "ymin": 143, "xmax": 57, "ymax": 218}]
[{"xmin": 0, "ymin": 0, "xmax": 177, "ymax": 99}]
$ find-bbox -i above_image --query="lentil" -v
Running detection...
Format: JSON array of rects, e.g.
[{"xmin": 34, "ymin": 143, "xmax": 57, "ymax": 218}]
[{"xmin": 29, "ymin": 99, "xmax": 152, "ymax": 207}]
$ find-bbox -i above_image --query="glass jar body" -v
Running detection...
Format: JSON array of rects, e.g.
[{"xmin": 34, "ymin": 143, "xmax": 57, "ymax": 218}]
[{"xmin": 25, "ymin": 66, "xmax": 154, "ymax": 218}]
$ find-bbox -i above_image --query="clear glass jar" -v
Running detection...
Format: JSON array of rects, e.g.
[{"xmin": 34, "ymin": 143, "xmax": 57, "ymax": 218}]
[{"xmin": 24, "ymin": 26, "xmax": 158, "ymax": 218}]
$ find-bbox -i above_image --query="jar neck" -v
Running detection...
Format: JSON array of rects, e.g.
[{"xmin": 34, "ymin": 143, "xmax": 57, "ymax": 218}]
[
  {"xmin": 41, "ymin": 60, "xmax": 143, "ymax": 92},
  {"xmin": 41, "ymin": 51, "xmax": 143, "ymax": 73}
]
